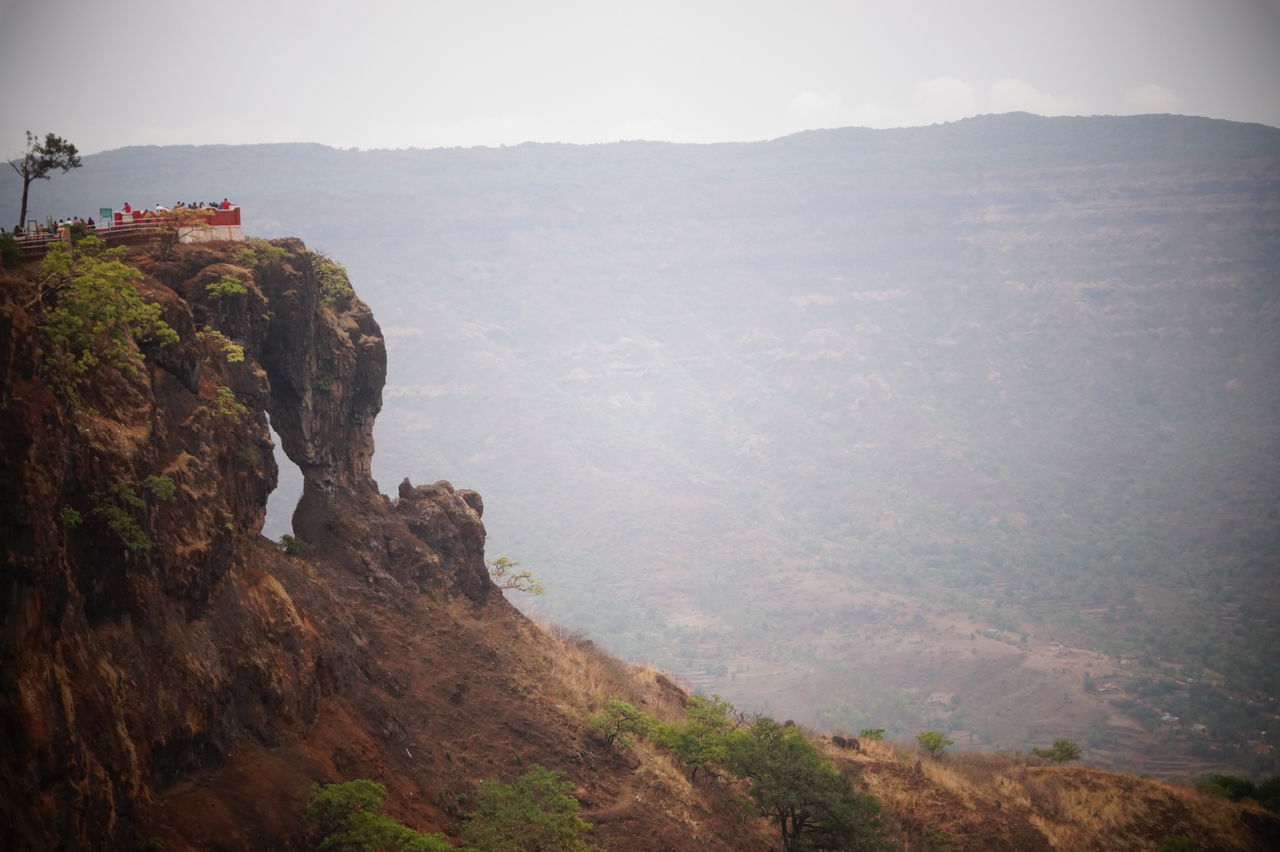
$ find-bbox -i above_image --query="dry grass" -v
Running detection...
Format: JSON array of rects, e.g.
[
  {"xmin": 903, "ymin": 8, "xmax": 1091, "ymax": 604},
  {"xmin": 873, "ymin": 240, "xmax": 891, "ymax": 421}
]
[
  {"xmin": 826, "ymin": 738, "xmax": 1278, "ymax": 851},
  {"xmin": 530, "ymin": 617, "xmax": 691, "ymax": 723}
]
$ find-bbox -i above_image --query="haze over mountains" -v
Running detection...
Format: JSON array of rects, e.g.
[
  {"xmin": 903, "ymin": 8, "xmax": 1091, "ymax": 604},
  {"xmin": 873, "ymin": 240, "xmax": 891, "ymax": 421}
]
[{"xmin": 12, "ymin": 111, "xmax": 1279, "ymax": 776}]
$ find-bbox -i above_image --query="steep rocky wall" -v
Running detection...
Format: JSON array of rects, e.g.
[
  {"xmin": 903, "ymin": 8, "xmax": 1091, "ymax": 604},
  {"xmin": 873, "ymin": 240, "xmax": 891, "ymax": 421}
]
[{"xmin": 0, "ymin": 240, "xmax": 498, "ymax": 849}]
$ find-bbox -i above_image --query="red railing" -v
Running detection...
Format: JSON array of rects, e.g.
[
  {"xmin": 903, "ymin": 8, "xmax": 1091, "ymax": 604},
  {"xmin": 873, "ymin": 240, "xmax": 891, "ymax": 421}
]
[{"xmin": 10, "ymin": 208, "xmax": 242, "ymax": 263}]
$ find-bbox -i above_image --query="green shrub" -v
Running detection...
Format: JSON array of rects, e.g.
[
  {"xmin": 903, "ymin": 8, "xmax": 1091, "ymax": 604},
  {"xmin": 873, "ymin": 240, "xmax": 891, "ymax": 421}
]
[
  {"xmin": 487, "ymin": 556, "xmax": 545, "ymax": 595},
  {"xmin": 197, "ymin": 327, "xmax": 245, "ymax": 363},
  {"xmin": 143, "ymin": 474, "xmax": 177, "ymax": 502},
  {"xmin": 461, "ymin": 765, "xmax": 593, "ymax": 852},
  {"xmin": 916, "ymin": 731, "xmax": 954, "ymax": 757},
  {"xmin": 1197, "ymin": 774, "xmax": 1256, "ymax": 801},
  {"xmin": 246, "ymin": 237, "xmax": 291, "ymax": 266},
  {"xmin": 726, "ymin": 716, "xmax": 887, "ymax": 850},
  {"xmin": 859, "ymin": 728, "xmax": 887, "ymax": 741},
  {"xmin": 278, "ymin": 534, "xmax": 311, "ymax": 556},
  {"xmin": 1031, "ymin": 739, "xmax": 1082, "ymax": 763},
  {"xmin": 37, "ymin": 241, "xmax": 178, "ymax": 399},
  {"xmin": 0, "ymin": 232, "xmax": 18, "ymax": 268},
  {"xmin": 305, "ymin": 780, "xmax": 450, "ymax": 852},
  {"xmin": 585, "ymin": 699, "xmax": 655, "ymax": 748},
  {"xmin": 311, "ymin": 252, "xmax": 354, "ymax": 307},
  {"xmin": 213, "ymin": 385, "xmax": 248, "ymax": 419},
  {"xmin": 91, "ymin": 502, "xmax": 150, "ymax": 552},
  {"xmin": 655, "ymin": 694, "xmax": 738, "ymax": 780},
  {"xmin": 205, "ymin": 274, "xmax": 247, "ymax": 299}
]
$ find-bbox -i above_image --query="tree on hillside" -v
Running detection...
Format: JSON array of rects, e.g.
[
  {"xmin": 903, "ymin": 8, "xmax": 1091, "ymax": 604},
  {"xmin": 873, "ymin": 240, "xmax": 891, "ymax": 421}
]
[
  {"xmin": 9, "ymin": 131, "xmax": 81, "ymax": 232},
  {"xmin": 726, "ymin": 717, "xmax": 886, "ymax": 850},
  {"xmin": 657, "ymin": 694, "xmax": 740, "ymax": 780},
  {"xmin": 585, "ymin": 699, "xmax": 655, "ymax": 748},
  {"xmin": 460, "ymin": 765, "xmax": 593, "ymax": 851},
  {"xmin": 304, "ymin": 780, "xmax": 450, "ymax": 851},
  {"xmin": 1031, "ymin": 739, "xmax": 1083, "ymax": 763},
  {"xmin": 916, "ymin": 731, "xmax": 954, "ymax": 758}
]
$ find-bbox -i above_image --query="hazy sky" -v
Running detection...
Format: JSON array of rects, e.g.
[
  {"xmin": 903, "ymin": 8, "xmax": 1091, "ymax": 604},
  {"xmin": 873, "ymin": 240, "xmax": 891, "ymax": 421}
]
[{"xmin": 2, "ymin": 0, "xmax": 1278, "ymax": 155}]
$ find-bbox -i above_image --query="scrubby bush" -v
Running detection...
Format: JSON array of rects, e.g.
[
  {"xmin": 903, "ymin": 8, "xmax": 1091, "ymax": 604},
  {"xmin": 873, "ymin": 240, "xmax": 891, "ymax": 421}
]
[
  {"xmin": 1031, "ymin": 739, "xmax": 1083, "ymax": 763},
  {"xmin": 305, "ymin": 780, "xmax": 449, "ymax": 852},
  {"xmin": 213, "ymin": 385, "xmax": 248, "ymax": 419},
  {"xmin": 311, "ymin": 251, "xmax": 354, "ymax": 306},
  {"xmin": 916, "ymin": 731, "xmax": 954, "ymax": 758},
  {"xmin": 654, "ymin": 693, "xmax": 739, "ymax": 780},
  {"xmin": 37, "ymin": 239, "xmax": 177, "ymax": 400},
  {"xmin": 461, "ymin": 765, "xmax": 593, "ymax": 851},
  {"xmin": 205, "ymin": 274, "xmax": 247, "ymax": 299},
  {"xmin": 245, "ymin": 237, "xmax": 291, "ymax": 266},
  {"xmin": 278, "ymin": 534, "xmax": 311, "ymax": 556},
  {"xmin": 726, "ymin": 716, "xmax": 887, "ymax": 850},
  {"xmin": 0, "ymin": 231, "xmax": 18, "ymax": 268},
  {"xmin": 586, "ymin": 699, "xmax": 655, "ymax": 748},
  {"xmin": 197, "ymin": 327, "xmax": 245, "ymax": 363},
  {"xmin": 487, "ymin": 556, "xmax": 546, "ymax": 595},
  {"xmin": 143, "ymin": 474, "xmax": 177, "ymax": 502}
]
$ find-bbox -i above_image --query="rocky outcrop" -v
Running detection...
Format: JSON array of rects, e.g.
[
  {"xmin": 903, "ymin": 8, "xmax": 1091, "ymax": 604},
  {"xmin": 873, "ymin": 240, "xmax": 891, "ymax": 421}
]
[{"xmin": 0, "ymin": 239, "xmax": 500, "ymax": 849}]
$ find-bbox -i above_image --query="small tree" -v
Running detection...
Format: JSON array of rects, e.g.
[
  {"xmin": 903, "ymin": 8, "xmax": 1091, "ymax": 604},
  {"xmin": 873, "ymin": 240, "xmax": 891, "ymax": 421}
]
[
  {"xmin": 586, "ymin": 699, "xmax": 655, "ymax": 748},
  {"xmin": 1031, "ymin": 739, "xmax": 1082, "ymax": 763},
  {"xmin": 725, "ymin": 717, "xmax": 887, "ymax": 850},
  {"xmin": 461, "ymin": 765, "xmax": 593, "ymax": 851},
  {"xmin": 487, "ymin": 556, "xmax": 545, "ymax": 595},
  {"xmin": 9, "ymin": 131, "xmax": 81, "ymax": 232},
  {"xmin": 656, "ymin": 694, "xmax": 739, "ymax": 780},
  {"xmin": 859, "ymin": 728, "xmax": 886, "ymax": 742},
  {"xmin": 916, "ymin": 731, "xmax": 954, "ymax": 758},
  {"xmin": 304, "ymin": 779, "xmax": 450, "ymax": 852}
]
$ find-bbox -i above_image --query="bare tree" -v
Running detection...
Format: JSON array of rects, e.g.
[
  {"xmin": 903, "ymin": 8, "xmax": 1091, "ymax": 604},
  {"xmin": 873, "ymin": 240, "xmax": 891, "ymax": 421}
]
[{"xmin": 9, "ymin": 131, "xmax": 82, "ymax": 232}]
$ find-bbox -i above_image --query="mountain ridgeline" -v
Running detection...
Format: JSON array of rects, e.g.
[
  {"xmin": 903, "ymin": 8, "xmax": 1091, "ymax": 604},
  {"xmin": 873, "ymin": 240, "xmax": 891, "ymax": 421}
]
[{"xmin": 5, "ymin": 113, "xmax": 1279, "ymax": 780}]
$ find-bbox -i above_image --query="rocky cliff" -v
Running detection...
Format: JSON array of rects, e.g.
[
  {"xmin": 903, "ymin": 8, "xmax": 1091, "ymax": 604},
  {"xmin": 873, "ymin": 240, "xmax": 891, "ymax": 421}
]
[{"xmin": 0, "ymin": 238, "xmax": 767, "ymax": 851}]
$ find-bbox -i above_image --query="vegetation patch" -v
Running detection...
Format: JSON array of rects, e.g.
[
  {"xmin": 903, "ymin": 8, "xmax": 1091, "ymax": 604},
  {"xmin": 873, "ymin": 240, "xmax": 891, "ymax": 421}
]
[
  {"xmin": 305, "ymin": 780, "xmax": 449, "ymax": 852},
  {"xmin": 196, "ymin": 327, "xmax": 245, "ymax": 363},
  {"xmin": 37, "ymin": 237, "xmax": 177, "ymax": 401},
  {"xmin": 310, "ymin": 251, "xmax": 354, "ymax": 307},
  {"xmin": 205, "ymin": 274, "xmax": 247, "ymax": 300}
]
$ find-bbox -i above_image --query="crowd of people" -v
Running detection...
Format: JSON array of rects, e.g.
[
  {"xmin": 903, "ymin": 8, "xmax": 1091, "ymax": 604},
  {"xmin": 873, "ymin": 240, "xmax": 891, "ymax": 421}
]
[
  {"xmin": 122, "ymin": 198, "xmax": 233, "ymax": 214},
  {"xmin": 5, "ymin": 198, "xmax": 234, "ymax": 239}
]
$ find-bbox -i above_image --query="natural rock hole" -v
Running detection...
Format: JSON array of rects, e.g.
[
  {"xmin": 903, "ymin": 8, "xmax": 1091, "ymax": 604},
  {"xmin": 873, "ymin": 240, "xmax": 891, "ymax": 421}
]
[{"xmin": 263, "ymin": 413, "xmax": 303, "ymax": 541}]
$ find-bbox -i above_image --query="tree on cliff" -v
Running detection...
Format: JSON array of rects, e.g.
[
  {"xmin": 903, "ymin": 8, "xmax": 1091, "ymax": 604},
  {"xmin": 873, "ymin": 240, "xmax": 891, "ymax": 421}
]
[
  {"xmin": 8, "ymin": 131, "xmax": 81, "ymax": 232},
  {"xmin": 487, "ymin": 556, "xmax": 545, "ymax": 595}
]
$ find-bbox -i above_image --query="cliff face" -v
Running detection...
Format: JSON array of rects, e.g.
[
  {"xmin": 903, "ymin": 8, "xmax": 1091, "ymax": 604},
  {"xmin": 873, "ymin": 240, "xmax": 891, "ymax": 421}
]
[{"xmin": 0, "ymin": 239, "xmax": 746, "ymax": 851}]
